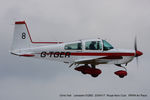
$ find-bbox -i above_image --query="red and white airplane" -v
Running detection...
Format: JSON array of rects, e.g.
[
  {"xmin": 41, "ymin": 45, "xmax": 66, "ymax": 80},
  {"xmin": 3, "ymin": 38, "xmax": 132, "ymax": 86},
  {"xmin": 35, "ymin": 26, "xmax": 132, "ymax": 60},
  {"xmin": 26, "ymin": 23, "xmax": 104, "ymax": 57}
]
[{"xmin": 10, "ymin": 21, "xmax": 143, "ymax": 78}]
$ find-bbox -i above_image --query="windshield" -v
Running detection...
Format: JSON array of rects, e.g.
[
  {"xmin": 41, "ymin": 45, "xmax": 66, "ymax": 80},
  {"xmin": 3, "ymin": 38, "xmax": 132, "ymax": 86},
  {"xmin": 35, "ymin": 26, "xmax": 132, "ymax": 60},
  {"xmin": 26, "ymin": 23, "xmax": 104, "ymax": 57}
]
[{"xmin": 102, "ymin": 40, "xmax": 114, "ymax": 50}]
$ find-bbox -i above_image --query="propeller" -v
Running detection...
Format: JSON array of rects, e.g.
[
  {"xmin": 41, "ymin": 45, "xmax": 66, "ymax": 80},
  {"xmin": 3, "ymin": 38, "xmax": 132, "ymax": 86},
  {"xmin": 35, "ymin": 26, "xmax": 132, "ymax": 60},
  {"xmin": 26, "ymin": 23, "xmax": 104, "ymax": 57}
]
[
  {"xmin": 134, "ymin": 36, "xmax": 139, "ymax": 67},
  {"xmin": 134, "ymin": 36, "xmax": 143, "ymax": 67}
]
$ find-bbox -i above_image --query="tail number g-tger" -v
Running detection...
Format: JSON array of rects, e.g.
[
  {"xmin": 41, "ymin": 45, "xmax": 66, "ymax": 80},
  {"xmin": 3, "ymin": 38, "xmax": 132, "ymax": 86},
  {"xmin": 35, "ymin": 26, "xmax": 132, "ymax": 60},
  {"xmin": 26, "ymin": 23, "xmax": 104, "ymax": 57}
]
[{"xmin": 41, "ymin": 51, "xmax": 71, "ymax": 58}]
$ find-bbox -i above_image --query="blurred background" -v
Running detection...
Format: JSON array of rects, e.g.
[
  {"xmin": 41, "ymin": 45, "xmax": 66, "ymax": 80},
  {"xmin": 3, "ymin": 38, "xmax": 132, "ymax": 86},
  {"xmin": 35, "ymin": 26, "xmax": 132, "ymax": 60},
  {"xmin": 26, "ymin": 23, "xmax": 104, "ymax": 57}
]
[{"xmin": 0, "ymin": 0, "xmax": 150, "ymax": 100}]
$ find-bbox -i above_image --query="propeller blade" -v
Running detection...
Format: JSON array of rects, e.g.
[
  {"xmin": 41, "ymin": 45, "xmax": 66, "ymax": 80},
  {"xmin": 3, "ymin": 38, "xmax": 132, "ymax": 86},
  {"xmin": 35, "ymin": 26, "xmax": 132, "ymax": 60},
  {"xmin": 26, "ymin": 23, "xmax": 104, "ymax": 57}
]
[
  {"xmin": 134, "ymin": 36, "xmax": 137, "ymax": 51},
  {"xmin": 136, "ymin": 56, "xmax": 139, "ymax": 68}
]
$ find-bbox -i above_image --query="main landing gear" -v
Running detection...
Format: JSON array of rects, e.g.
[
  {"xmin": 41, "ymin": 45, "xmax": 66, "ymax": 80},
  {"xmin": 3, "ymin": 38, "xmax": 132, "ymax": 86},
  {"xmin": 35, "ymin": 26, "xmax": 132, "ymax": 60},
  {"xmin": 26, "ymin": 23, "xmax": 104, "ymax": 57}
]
[
  {"xmin": 114, "ymin": 64, "xmax": 127, "ymax": 78},
  {"xmin": 74, "ymin": 64, "xmax": 127, "ymax": 78},
  {"xmin": 74, "ymin": 64, "xmax": 102, "ymax": 78}
]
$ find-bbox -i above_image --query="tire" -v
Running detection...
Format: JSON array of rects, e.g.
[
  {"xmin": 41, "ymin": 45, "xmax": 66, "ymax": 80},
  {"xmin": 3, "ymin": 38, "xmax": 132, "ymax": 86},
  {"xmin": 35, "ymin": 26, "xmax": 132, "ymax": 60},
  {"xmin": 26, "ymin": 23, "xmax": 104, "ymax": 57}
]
[
  {"xmin": 91, "ymin": 74, "xmax": 99, "ymax": 77},
  {"xmin": 119, "ymin": 75, "xmax": 124, "ymax": 78},
  {"xmin": 81, "ymin": 71, "xmax": 86, "ymax": 74}
]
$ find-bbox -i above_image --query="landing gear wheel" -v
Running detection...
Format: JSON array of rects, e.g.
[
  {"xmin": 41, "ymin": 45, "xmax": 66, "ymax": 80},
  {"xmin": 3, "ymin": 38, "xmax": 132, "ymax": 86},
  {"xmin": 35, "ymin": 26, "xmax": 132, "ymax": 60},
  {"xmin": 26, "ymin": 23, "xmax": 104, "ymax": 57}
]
[
  {"xmin": 119, "ymin": 75, "xmax": 125, "ymax": 78},
  {"xmin": 115, "ymin": 64, "xmax": 128, "ymax": 78},
  {"xmin": 114, "ymin": 70, "xmax": 127, "ymax": 78},
  {"xmin": 91, "ymin": 74, "xmax": 99, "ymax": 77},
  {"xmin": 81, "ymin": 71, "xmax": 86, "ymax": 74}
]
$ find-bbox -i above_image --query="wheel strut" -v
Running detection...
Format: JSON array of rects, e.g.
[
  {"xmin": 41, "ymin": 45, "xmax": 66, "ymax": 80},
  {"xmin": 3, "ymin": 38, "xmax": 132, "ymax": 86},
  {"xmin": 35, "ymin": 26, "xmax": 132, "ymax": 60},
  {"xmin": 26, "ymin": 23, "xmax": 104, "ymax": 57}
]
[
  {"xmin": 115, "ymin": 64, "xmax": 127, "ymax": 71},
  {"xmin": 91, "ymin": 64, "xmax": 96, "ymax": 69}
]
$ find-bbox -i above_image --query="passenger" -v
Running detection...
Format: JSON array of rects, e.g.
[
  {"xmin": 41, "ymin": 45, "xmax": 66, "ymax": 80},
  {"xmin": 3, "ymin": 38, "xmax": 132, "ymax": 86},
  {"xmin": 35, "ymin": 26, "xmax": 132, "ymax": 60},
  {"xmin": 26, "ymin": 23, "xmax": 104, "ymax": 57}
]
[{"xmin": 89, "ymin": 41, "xmax": 96, "ymax": 50}]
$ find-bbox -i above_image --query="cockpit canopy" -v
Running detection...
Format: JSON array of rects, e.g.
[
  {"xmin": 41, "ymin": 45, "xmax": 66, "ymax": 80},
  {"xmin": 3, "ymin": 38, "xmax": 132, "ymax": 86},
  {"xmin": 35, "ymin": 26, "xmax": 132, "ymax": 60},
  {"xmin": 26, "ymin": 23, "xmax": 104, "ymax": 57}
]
[{"xmin": 64, "ymin": 39, "xmax": 114, "ymax": 51}]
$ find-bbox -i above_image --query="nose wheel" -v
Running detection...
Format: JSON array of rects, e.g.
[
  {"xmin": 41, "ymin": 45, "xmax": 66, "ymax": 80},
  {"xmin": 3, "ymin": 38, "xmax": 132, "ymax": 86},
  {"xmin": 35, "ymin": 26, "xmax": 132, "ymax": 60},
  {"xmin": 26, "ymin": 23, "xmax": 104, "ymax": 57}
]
[
  {"xmin": 114, "ymin": 64, "xmax": 127, "ymax": 78},
  {"xmin": 114, "ymin": 70, "xmax": 127, "ymax": 78}
]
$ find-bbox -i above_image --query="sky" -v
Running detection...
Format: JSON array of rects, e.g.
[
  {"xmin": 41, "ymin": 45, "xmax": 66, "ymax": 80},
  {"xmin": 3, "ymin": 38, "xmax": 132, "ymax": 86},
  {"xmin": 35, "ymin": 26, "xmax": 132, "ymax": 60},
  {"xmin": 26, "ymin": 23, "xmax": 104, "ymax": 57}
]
[{"xmin": 0, "ymin": 0, "xmax": 150, "ymax": 100}]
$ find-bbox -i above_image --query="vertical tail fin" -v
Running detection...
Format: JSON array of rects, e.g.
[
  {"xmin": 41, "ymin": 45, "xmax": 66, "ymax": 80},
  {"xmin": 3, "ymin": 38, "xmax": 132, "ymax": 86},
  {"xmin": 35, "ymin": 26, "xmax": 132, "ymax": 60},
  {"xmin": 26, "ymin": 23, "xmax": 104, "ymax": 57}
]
[
  {"xmin": 10, "ymin": 21, "xmax": 63, "ymax": 54},
  {"xmin": 11, "ymin": 21, "xmax": 32, "ymax": 51}
]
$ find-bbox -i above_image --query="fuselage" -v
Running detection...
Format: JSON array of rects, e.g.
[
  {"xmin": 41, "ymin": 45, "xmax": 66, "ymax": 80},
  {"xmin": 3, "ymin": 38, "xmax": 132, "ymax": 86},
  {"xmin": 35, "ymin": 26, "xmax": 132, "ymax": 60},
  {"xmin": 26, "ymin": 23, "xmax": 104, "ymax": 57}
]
[{"xmin": 13, "ymin": 39, "xmax": 135, "ymax": 65}]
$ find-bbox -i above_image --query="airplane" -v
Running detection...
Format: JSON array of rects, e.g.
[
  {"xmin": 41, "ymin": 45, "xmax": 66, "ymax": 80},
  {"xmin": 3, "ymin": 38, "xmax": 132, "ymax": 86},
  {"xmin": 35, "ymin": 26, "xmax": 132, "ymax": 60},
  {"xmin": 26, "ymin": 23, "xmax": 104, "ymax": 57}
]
[{"xmin": 10, "ymin": 21, "xmax": 143, "ymax": 78}]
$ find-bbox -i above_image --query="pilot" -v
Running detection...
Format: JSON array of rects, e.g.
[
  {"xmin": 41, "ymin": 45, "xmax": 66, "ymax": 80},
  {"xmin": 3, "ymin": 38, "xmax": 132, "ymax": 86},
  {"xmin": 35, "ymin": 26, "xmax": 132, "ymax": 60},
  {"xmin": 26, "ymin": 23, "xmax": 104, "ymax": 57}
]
[{"xmin": 89, "ymin": 41, "xmax": 96, "ymax": 50}]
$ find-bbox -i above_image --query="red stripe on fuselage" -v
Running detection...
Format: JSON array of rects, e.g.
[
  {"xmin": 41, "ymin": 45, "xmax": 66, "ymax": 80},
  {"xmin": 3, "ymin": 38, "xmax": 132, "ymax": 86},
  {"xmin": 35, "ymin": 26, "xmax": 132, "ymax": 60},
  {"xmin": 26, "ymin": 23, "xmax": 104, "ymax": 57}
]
[
  {"xmin": 70, "ymin": 52, "xmax": 134, "ymax": 56},
  {"xmin": 37, "ymin": 52, "xmax": 134, "ymax": 56}
]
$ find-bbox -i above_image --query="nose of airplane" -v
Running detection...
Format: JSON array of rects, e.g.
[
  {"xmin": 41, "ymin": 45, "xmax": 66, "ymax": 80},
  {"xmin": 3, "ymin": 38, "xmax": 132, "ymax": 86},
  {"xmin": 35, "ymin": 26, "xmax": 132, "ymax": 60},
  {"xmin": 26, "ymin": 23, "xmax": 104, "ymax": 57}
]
[{"xmin": 135, "ymin": 50, "xmax": 143, "ymax": 57}]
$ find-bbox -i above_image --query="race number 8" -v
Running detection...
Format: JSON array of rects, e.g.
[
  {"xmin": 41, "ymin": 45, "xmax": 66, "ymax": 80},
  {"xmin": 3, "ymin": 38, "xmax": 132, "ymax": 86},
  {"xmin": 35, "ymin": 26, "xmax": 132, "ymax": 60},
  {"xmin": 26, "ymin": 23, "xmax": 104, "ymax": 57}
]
[{"xmin": 22, "ymin": 32, "xmax": 26, "ymax": 39}]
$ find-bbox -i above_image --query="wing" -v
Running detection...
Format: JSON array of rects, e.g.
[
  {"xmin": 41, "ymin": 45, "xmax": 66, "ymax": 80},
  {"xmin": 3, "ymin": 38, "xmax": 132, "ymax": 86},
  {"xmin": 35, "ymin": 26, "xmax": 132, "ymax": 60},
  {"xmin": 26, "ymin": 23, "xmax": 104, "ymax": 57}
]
[{"xmin": 74, "ymin": 56, "xmax": 123, "ymax": 65}]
